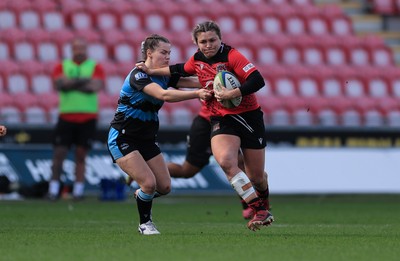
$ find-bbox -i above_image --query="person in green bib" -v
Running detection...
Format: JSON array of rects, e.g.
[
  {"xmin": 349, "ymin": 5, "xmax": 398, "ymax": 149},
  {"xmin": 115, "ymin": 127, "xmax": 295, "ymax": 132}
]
[{"xmin": 47, "ymin": 37, "xmax": 105, "ymax": 201}]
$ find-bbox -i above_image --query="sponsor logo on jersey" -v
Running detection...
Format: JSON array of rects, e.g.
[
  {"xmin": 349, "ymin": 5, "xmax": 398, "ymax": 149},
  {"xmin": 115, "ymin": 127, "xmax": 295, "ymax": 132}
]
[
  {"xmin": 243, "ymin": 63, "xmax": 255, "ymax": 73},
  {"xmin": 212, "ymin": 123, "xmax": 220, "ymax": 132},
  {"xmin": 135, "ymin": 72, "xmax": 148, "ymax": 81}
]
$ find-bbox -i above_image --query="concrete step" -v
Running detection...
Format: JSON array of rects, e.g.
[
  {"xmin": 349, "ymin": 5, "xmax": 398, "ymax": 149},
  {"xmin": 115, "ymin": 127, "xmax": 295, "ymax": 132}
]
[{"xmin": 350, "ymin": 14, "xmax": 383, "ymax": 33}]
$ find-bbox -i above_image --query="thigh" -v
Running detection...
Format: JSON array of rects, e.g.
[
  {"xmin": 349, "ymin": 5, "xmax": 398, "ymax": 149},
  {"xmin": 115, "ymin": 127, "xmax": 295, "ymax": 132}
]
[
  {"xmin": 53, "ymin": 118, "xmax": 74, "ymax": 147},
  {"xmin": 211, "ymin": 134, "xmax": 241, "ymax": 178}
]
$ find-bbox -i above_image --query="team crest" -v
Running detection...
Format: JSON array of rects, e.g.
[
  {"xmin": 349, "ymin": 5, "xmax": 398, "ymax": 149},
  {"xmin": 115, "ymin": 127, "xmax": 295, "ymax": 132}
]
[
  {"xmin": 135, "ymin": 72, "xmax": 148, "ymax": 81},
  {"xmin": 216, "ymin": 64, "xmax": 227, "ymax": 72}
]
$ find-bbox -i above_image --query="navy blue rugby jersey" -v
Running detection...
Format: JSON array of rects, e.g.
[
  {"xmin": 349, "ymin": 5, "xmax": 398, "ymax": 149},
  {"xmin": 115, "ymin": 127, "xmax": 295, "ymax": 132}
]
[{"xmin": 110, "ymin": 67, "xmax": 180, "ymax": 138}]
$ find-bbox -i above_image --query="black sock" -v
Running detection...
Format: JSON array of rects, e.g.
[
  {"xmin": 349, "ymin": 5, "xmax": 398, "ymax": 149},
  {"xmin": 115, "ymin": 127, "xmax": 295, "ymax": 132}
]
[
  {"xmin": 255, "ymin": 187, "xmax": 269, "ymax": 199},
  {"xmin": 239, "ymin": 196, "xmax": 249, "ymax": 209},
  {"xmin": 136, "ymin": 196, "xmax": 153, "ymax": 224},
  {"xmin": 248, "ymin": 198, "xmax": 266, "ymax": 211}
]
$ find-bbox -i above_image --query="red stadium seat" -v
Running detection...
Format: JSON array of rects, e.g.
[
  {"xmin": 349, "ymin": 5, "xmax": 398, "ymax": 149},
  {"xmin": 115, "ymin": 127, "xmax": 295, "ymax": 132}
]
[
  {"xmin": 279, "ymin": 5, "xmax": 307, "ymax": 35},
  {"xmin": 142, "ymin": 3, "xmax": 168, "ymax": 32},
  {"xmin": 6, "ymin": 0, "xmax": 36, "ymax": 29},
  {"xmin": 319, "ymin": 35, "xmax": 348, "ymax": 66},
  {"xmin": 4, "ymin": 28, "xmax": 35, "ymax": 61},
  {"xmin": 338, "ymin": 66, "xmax": 368, "ymax": 97},
  {"xmin": 87, "ymin": 0, "xmax": 120, "ymax": 31},
  {"xmin": 62, "ymin": 0, "xmax": 93, "ymax": 30},
  {"xmin": 352, "ymin": 96, "xmax": 384, "ymax": 126},
  {"xmin": 32, "ymin": 0, "xmax": 63, "ymax": 31},
  {"xmin": 275, "ymin": 70, "xmax": 297, "ymax": 96},
  {"xmin": 370, "ymin": 45, "xmax": 395, "ymax": 66},
  {"xmin": 256, "ymin": 35, "xmax": 287, "ymax": 65},
  {"xmin": 270, "ymin": 109, "xmax": 292, "ymax": 126},
  {"xmin": 298, "ymin": 35, "xmax": 325, "ymax": 66},
  {"xmin": 371, "ymin": 0, "xmax": 397, "ymax": 15},
  {"xmin": 102, "ymin": 61, "xmax": 125, "ymax": 96},
  {"xmin": 0, "ymin": 6, "xmax": 18, "ymax": 30},
  {"xmin": 362, "ymin": 67, "xmax": 390, "ymax": 98},
  {"xmin": 0, "ymin": 92, "xmax": 14, "ymax": 108},
  {"xmin": 167, "ymin": 12, "xmax": 191, "ymax": 34},
  {"xmin": 24, "ymin": 105, "xmax": 49, "ymax": 124},
  {"xmin": 14, "ymin": 92, "xmax": 39, "ymax": 111},
  {"xmin": 293, "ymin": 66, "xmax": 321, "ymax": 97},
  {"xmin": 4, "ymin": 68, "xmax": 30, "ymax": 95},
  {"xmin": 26, "ymin": 29, "xmax": 61, "ymax": 62},
  {"xmin": 281, "ymin": 40, "xmax": 302, "ymax": 65},
  {"xmin": 387, "ymin": 110, "xmax": 400, "ymax": 127},
  {"xmin": 0, "ymin": 37, "xmax": 12, "ymax": 60},
  {"xmin": 322, "ymin": 4, "xmax": 353, "ymax": 35},
  {"xmin": 305, "ymin": 11, "xmax": 330, "ymax": 36},
  {"xmin": 0, "ymin": 105, "xmax": 23, "ymax": 124},
  {"xmin": 19, "ymin": 6, "xmax": 41, "ymax": 30},
  {"xmin": 118, "ymin": 3, "xmax": 144, "ymax": 32},
  {"xmin": 260, "ymin": 7, "xmax": 284, "ymax": 35}
]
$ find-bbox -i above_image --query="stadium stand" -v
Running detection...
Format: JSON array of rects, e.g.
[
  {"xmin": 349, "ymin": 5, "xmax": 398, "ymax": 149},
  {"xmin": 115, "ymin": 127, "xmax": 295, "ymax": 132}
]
[{"xmin": 0, "ymin": 0, "xmax": 399, "ymax": 128}]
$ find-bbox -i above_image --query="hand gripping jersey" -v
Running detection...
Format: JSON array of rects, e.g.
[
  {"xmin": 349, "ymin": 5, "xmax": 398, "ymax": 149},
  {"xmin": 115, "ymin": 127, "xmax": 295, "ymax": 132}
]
[{"xmin": 184, "ymin": 44, "xmax": 261, "ymax": 118}]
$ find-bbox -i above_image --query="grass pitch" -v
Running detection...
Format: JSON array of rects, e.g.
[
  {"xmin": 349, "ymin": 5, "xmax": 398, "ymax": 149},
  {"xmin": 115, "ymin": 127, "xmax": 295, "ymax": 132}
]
[{"xmin": 1, "ymin": 194, "xmax": 399, "ymax": 261}]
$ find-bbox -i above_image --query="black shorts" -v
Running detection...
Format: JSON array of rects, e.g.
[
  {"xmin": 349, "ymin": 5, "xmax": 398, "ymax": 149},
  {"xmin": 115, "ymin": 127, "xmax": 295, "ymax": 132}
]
[
  {"xmin": 210, "ymin": 107, "xmax": 267, "ymax": 149},
  {"xmin": 107, "ymin": 127, "xmax": 161, "ymax": 162},
  {"xmin": 53, "ymin": 118, "xmax": 97, "ymax": 149},
  {"xmin": 185, "ymin": 115, "xmax": 213, "ymax": 169}
]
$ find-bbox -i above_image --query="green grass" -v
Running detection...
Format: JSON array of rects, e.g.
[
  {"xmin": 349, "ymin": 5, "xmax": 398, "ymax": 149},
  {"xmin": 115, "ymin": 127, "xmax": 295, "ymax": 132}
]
[{"xmin": 1, "ymin": 194, "xmax": 400, "ymax": 261}]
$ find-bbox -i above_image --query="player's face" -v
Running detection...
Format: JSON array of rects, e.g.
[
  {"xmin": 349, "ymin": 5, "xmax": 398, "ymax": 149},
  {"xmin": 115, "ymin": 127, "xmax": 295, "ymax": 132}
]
[
  {"xmin": 148, "ymin": 42, "xmax": 171, "ymax": 69},
  {"xmin": 196, "ymin": 31, "xmax": 221, "ymax": 59},
  {"xmin": 72, "ymin": 39, "xmax": 87, "ymax": 63}
]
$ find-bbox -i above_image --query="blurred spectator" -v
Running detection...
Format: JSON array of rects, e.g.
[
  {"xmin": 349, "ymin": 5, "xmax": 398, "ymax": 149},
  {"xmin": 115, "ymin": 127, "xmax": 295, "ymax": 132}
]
[{"xmin": 47, "ymin": 37, "xmax": 105, "ymax": 201}]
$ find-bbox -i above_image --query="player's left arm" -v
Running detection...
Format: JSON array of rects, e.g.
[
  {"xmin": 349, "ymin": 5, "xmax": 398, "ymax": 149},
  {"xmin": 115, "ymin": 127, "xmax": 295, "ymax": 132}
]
[{"xmin": 230, "ymin": 50, "xmax": 265, "ymax": 96}]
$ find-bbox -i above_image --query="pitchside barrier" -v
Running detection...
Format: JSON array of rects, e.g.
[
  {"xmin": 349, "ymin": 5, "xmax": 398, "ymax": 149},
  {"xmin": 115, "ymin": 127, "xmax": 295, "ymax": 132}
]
[{"xmin": 1, "ymin": 146, "xmax": 399, "ymax": 197}]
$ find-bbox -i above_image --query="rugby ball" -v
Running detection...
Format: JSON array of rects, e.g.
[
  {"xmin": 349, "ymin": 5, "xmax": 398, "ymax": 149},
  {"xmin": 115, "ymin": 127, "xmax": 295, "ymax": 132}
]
[{"xmin": 213, "ymin": 71, "xmax": 242, "ymax": 108}]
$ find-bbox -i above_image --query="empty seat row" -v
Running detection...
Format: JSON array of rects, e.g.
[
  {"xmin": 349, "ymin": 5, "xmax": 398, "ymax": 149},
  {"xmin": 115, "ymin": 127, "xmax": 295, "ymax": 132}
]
[
  {"xmin": 258, "ymin": 65, "xmax": 400, "ymax": 98},
  {"xmin": 1, "ymin": 57, "xmax": 399, "ymax": 99},
  {"xmin": 0, "ymin": 0, "xmax": 352, "ymax": 36},
  {"xmin": 1, "ymin": 27, "xmax": 394, "ymax": 68},
  {"xmin": 260, "ymin": 95, "xmax": 400, "ymax": 127},
  {"xmin": 2, "ymin": 91, "xmax": 400, "ymax": 127}
]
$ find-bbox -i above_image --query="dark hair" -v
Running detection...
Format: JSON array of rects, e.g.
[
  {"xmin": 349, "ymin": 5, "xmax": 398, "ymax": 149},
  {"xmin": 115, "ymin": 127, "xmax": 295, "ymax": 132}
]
[
  {"xmin": 192, "ymin": 21, "xmax": 222, "ymax": 44},
  {"xmin": 141, "ymin": 34, "xmax": 170, "ymax": 60}
]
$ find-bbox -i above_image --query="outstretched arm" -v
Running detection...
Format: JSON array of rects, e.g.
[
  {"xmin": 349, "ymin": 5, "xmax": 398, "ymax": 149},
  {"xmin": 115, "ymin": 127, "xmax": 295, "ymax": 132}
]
[{"xmin": 143, "ymin": 83, "xmax": 212, "ymax": 102}]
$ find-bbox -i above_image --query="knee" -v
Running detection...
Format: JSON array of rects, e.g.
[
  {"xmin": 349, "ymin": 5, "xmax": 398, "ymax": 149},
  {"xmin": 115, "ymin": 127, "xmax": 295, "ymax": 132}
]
[
  {"xmin": 217, "ymin": 155, "xmax": 233, "ymax": 170},
  {"xmin": 249, "ymin": 173, "xmax": 267, "ymax": 187},
  {"xmin": 141, "ymin": 181, "xmax": 157, "ymax": 194},
  {"xmin": 157, "ymin": 183, "xmax": 171, "ymax": 195}
]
